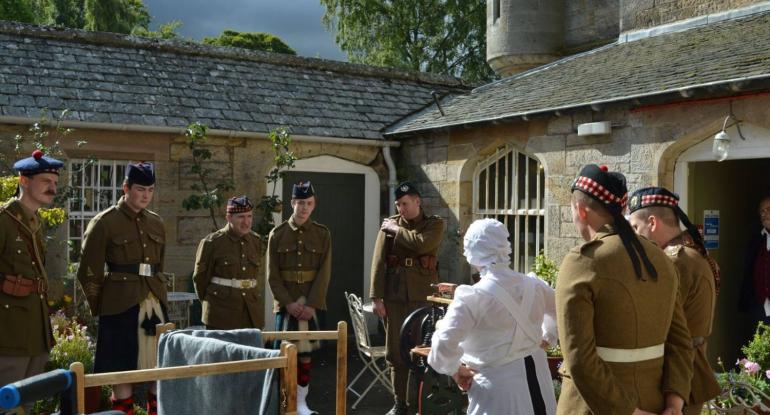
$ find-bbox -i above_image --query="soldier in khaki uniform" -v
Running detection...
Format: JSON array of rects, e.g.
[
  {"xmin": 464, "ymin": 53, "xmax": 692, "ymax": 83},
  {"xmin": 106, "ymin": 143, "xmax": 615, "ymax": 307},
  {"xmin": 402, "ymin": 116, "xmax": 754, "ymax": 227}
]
[
  {"xmin": 0, "ymin": 151, "xmax": 62, "ymax": 412},
  {"xmin": 556, "ymin": 164, "xmax": 693, "ymax": 415},
  {"xmin": 628, "ymin": 187, "xmax": 721, "ymax": 415},
  {"xmin": 267, "ymin": 181, "xmax": 331, "ymax": 415},
  {"xmin": 370, "ymin": 181, "xmax": 446, "ymax": 415},
  {"xmin": 193, "ymin": 196, "xmax": 264, "ymax": 329},
  {"xmin": 77, "ymin": 162, "xmax": 167, "ymax": 415}
]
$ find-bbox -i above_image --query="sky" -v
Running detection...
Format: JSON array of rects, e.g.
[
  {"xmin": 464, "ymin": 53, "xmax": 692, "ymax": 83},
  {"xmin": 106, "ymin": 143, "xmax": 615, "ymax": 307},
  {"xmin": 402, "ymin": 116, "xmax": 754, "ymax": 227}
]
[{"xmin": 142, "ymin": 0, "xmax": 348, "ymax": 61}]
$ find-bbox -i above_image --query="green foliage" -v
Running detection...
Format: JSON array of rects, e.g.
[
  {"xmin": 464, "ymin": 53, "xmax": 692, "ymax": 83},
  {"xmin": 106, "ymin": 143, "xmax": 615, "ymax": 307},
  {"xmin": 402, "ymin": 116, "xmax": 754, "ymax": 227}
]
[
  {"xmin": 254, "ymin": 127, "xmax": 296, "ymax": 239},
  {"xmin": 0, "ymin": 0, "xmax": 36, "ymax": 23},
  {"xmin": 47, "ymin": 310, "xmax": 95, "ymax": 373},
  {"xmin": 714, "ymin": 357, "xmax": 770, "ymax": 410},
  {"xmin": 0, "ymin": 175, "xmax": 17, "ymax": 201},
  {"xmin": 321, "ymin": 0, "xmax": 494, "ymax": 83},
  {"xmin": 131, "ymin": 19, "xmax": 182, "ymax": 40},
  {"xmin": 532, "ymin": 250, "xmax": 558, "ymax": 288},
  {"xmin": 83, "ymin": 0, "xmax": 149, "ymax": 33},
  {"xmin": 181, "ymin": 122, "xmax": 234, "ymax": 231},
  {"xmin": 744, "ymin": 322, "xmax": 770, "ymax": 370},
  {"xmin": 203, "ymin": 29, "xmax": 296, "ymax": 55}
]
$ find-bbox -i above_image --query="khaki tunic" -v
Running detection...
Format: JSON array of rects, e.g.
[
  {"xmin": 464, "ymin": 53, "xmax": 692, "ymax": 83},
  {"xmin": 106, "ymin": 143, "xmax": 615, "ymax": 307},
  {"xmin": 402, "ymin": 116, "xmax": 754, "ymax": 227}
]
[
  {"xmin": 664, "ymin": 238, "xmax": 721, "ymax": 408},
  {"xmin": 77, "ymin": 197, "xmax": 168, "ymax": 316},
  {"xmin": 0, "ymin": 199, "xmax": 53, "ymax": 356},
  {"xmin": 267, "ymin": 216, "xmax": 331, "ymax": 312},
  {"xmin": 193, "ymin": 224, "xmax": 265, "ymax": 329},
  {"xmin": 369, "ymin": 211, "xmax": 445, "ymax": 402},
  {"xmin": 556, "ymin": 225, "xmax": 693, "ymax": 415}
]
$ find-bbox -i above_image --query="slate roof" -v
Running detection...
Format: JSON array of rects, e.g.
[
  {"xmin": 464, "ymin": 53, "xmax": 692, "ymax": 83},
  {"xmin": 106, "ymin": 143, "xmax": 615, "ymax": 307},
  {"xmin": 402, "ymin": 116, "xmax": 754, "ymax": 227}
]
[
  {"xmin": 386, "ymin": 10, "xmax": 770, "ymax": 135},
  {"xmin": 0, "ymin": 22, "xmax": 468, "ymax": 140}
]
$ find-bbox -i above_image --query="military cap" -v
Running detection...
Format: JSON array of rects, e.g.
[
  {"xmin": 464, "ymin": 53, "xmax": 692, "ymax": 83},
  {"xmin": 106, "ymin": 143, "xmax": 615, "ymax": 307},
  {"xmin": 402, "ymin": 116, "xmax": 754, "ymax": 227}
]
[
  {"xmin": 125, "ymin": 162, "xmax": 155, "ymax": 186},
  {"xmin": 572, "ymin": 164, "xmax": 628, "ymax": 212},
  {"xmin": 13, "ymin": 150, "xmax": 64, "ymax": 176},
  {"xmin": 628, "ymin": 187, "xmax": 680, "ymax": 213},
  {"xmin": 395, "ymin": 181, "xmax": 420, "ymax": 200},
  {"xmin": 292, "ymin": 181, "xmax": 315, "ymax": 199},
  {"xmin": 226, "ymin": 195, "xmax": 253, "ymax": 213}
]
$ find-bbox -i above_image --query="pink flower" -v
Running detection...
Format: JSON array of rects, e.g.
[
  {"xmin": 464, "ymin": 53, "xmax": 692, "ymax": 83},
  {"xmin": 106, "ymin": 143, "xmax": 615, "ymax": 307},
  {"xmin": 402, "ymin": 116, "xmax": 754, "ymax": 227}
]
[
  {"xmin": 745, "ymin": 361, "xmax": 761, "ymax": 374},
  {"xmin": 738, "ymin": 358, "xmax": 748, "ymax": 366},
  {"xmin": 766, "ymin": 369, "xmax": 770, "ymax": 379}
]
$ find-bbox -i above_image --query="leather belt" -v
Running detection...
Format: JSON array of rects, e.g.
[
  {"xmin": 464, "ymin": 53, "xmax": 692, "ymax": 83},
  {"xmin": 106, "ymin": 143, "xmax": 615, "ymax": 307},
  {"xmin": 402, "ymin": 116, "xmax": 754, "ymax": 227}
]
[
  {"xmin": 387, "ymin": 255, "xmax": 416, "ymax": 267},
  {"xmin": 596, "ymin": 343, "xmax": 664, "ymax": 363},
  {"xmin": 1, "ymin": 274, "xmax": 46, "ymax": 297},
  {"xmin": 107, "ymin": 262, "xmax": 155, "ymax": 277},
  {"xmin": 280, "ymin": 270, "xmax": 317, "ymax": 283},
  {"xmin": 211, "ymin": 277, "xmax": 258, "ymax": 289}
]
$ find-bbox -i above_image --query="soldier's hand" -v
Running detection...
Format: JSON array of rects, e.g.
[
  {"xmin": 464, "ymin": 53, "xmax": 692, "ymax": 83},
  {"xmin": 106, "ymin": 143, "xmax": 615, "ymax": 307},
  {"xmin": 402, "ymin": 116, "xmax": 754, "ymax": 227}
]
[
  {"xmin": 451, "ymin": 365, "xmax": 475, "ymax": 391},
  {"xmin": 380, "ymin": 218, "xmax": 399, "ymax": 235},
  {"xmin": 372, "ymin": 298, "xmax": 387, "ymax": 318},
  {"xmin": 286, "ymin": 302, "xmax": 304, "ymax": 318},
  {"xmin": 298, "ymin": 306, "xmax": 315, "ymax": 321}
]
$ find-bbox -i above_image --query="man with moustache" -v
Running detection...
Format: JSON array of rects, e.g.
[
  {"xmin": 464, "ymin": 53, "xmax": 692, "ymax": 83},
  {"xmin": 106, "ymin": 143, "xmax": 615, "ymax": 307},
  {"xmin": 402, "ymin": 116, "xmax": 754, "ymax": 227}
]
[
  {"xmin": 0, "ymin": 150, "xmax": 62, "ymax": 409},
  {"xmin": 193, "ymin": 196, "xmax": 265, "ymax": 329},
  {"xmin": 267, "ymin": 181, "xmax": 331, "ymax": 415},
  {"xmin": 627, "ymin": 187, "xmax": 720, "ymax": 415},
  {"xmin": 77, "ymin": 162, "xmax": 167, "ymax": 415},
  {"xmin": 369, "ymin": 181, "xmax": 446, "ymax": 415}
]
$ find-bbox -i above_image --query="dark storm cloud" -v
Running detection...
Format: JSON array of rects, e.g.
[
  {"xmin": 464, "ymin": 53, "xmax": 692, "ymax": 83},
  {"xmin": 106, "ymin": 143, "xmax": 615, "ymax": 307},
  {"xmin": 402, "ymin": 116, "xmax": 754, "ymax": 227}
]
[{"xmin": 144, "ymin": 0, "xmax": 348, "ymax": 61}]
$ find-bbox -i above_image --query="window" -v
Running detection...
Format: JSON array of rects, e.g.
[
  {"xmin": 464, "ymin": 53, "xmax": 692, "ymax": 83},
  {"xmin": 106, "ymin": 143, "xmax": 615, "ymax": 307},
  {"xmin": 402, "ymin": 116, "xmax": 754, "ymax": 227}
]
[
  {"xmin": 473, "ymin": 146, "xmax": 545, "ymax": 272},
  {"xmin": 493, "ymin": 0, "xmax": 501, "ymax": 22},
  {"xmin": 67, "ymin": 159, "xmax": 126, "ymax": 262}
]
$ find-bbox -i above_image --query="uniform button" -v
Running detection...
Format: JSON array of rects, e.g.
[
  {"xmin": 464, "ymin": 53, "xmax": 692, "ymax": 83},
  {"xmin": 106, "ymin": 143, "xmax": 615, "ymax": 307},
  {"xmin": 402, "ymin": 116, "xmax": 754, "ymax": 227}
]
[
  {"xmin": 124, "ymin": 239, "xmax": 128, "ymax": 243},
  {"xmin": 40, "ymin": 295, "xmax": 44, "ymax": 299},
  {"xmin": 298, "ymin": 251, "xmax": 302, "ymax": 256},
  {"xmin": 143, "ymin": 243, "xmax": 147, "ymax": 248},
  {"xmin": 298, "ymin": 264, "xmax": 302, "ymax": 267},
  {"xmin": 241, "ymin": 241, "xmax": 244, "ymax": 245},
  {"xmin": 32, "ymin": 261, "xmax": 35, "ymax": 265},
  {"xmin": 299, "ymin": 231, "xmax": 303, "ymax": 234},
  {"xmin": 242, "ymin": 293, "xmax": 246, "ymax": 297},
  {"xmin": 16, "ymin": 249, "xmax": 21, "ymax": 254},
  {"xmin": 298, "ymin": 241, "xmax": 303, "ymax": 244},
  {"xmin": 214, "ymin": 291, "xmax": 218, "ymax": 295},
  {"xmin": 312, "ymin": 249, "xmax": 316, "ymax": 253},
  {"xmin": 145, "ymin": 257, "xmax": 150, "ymax": 262},
  {"xmin": 242, "ymin": 266, "xmax": 246, "ymax": 271},
  {"xmin": 4, "ymin": 304, "xmax": 9, "ymax": 309}
]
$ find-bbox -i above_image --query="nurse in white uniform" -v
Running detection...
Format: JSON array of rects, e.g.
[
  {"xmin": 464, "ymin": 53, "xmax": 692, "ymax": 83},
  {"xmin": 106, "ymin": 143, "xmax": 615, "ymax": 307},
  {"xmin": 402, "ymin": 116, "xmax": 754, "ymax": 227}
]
[{"xmin": 428, "ymin": 218, "xmax": 557, "ymax": 415}]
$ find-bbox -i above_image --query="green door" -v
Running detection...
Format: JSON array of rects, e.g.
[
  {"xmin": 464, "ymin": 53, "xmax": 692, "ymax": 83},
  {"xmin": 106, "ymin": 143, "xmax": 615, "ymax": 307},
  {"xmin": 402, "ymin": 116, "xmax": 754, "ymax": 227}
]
[{"xmin": 281, "ymin": 171, "xmax": 366, "ymax": 330}]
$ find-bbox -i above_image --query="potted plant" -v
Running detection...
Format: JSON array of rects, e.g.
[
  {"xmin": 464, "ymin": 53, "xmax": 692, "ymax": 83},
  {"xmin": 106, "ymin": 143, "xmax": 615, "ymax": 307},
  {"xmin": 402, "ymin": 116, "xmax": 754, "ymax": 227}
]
[{"xmin": 531, "ymin": 251, "xmax": 561, "ymax": 379}]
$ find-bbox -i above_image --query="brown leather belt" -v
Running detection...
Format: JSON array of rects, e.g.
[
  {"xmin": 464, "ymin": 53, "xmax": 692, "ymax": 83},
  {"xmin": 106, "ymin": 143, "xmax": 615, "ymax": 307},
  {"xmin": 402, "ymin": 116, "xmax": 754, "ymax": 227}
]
[
  {"xmin": 280, "ymin": 270, "xmax": 317, "ymax": 283},
  {"xmin": 1, "ymin": 274, "xmax": 46, "ymax": 297},
  {"xmin": 386, "ymin": 255, "xmax": 437, "ymax": 270}
]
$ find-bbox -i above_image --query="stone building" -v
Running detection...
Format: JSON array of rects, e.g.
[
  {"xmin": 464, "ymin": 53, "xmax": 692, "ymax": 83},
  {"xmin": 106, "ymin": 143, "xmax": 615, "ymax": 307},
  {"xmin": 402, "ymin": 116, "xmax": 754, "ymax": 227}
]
[
  {"xmin": 388, "ymin": 0, "xmax": 770, "ymax": 363},
  {"xmin": 0, "ymin": 21, "xmax": 467, "ymax": 329}
]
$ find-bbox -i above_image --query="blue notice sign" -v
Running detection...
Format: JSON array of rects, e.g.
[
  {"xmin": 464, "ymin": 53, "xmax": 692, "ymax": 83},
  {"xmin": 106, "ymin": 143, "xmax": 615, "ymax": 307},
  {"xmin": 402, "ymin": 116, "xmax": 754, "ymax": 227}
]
[{"xmin": 703, "ymin": 210, "xmax": 719, "ymax": 250}]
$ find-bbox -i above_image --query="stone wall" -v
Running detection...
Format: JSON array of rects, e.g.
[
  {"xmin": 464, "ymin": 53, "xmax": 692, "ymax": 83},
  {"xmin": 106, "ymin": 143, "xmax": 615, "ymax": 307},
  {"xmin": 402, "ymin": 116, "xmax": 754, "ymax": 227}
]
[
  {"xmin": 564, "ymin": 0, "xmax": 620, "ymax": 53},
  {"xmin": 620, "ymin": 0, "xmax": 764, "ymax": 32},
  {"xmin": 398, "ymin": 94, "xmax": 770, "ymax": 281}
]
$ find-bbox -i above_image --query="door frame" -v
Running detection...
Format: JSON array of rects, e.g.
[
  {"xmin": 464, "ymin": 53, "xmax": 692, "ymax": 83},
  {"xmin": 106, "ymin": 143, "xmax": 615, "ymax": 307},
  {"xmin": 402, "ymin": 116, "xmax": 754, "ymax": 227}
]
[
  {"xmin": 674, "ymin": 122, "xmax": 770, "ymax": 213},
  {"xmin": 263, "ymin": 155, "xmax": 380, "ymax": 329}
]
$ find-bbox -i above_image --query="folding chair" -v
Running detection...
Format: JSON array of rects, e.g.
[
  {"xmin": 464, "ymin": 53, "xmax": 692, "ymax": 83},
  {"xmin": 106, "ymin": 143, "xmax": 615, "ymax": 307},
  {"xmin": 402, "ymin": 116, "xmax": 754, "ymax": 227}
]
[{"xmin": 345, "ymin": 291, "xmax": 393, "ymax": 409}]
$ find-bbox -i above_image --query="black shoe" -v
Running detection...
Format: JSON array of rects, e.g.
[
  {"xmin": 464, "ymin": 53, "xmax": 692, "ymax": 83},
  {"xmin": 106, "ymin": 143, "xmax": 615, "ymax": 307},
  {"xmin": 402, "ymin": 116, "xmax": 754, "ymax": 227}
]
[{"xmin": 385, "ymin": 402, "xmax": 408, "ymax": 415}]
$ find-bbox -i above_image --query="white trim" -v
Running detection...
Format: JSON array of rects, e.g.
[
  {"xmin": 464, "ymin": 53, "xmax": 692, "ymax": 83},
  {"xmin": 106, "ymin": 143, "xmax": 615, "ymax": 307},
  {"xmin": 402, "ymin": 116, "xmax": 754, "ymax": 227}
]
[
  {"xmin": 263, "ymin": 155, "xmax": 380, "ymax": 329},
  {"xmin": 674, "ymin": 122, "xmax": 770, "ymax": 213}
]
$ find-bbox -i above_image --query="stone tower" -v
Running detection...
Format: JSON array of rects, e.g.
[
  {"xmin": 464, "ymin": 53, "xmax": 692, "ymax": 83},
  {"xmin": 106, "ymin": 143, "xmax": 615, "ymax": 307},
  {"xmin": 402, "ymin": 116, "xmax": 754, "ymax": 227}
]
[{"xmin": 486, "ymin": 0, "xmax": 565, "ymax": 77}]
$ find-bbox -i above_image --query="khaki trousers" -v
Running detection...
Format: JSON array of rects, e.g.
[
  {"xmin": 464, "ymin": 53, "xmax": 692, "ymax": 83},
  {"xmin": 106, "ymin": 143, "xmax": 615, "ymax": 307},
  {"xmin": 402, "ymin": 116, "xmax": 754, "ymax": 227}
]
[
  {"xmin": 384, "ymin": 300, "xmax": 428, "ymax": 404},
  {"xmin": 0, "ymin": 353, "xmax": 49, "ymax": 412}
]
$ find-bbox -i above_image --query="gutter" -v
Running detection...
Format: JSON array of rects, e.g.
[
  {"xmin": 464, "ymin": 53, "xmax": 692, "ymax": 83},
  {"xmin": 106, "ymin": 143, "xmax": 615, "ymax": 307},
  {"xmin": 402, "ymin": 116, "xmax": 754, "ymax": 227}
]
[
  {"xmin": 0, "ymin": 116, "xmax": 401, "ymax": 148},
  {"xmin": 385, "ymin": 72, "xmax": 770, "ymax": 137}
]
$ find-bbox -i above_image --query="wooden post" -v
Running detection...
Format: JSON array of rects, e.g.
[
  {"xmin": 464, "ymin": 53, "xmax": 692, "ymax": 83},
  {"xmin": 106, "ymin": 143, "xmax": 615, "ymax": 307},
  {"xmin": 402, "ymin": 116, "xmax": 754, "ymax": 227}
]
[
  {"xmin": 69, "ymin": 362, "xmax": 85, "ymax": 415},
  {"xmin": 281, "ymin": 342, "xmax": 298, "ymax": 415},
  {"xmin": 336, "ymin": 321, "xmax": 348, "ymax": 415},
  {"xmin": 155, "ymin": 322, "xmax": 175, "ymax": 350}
]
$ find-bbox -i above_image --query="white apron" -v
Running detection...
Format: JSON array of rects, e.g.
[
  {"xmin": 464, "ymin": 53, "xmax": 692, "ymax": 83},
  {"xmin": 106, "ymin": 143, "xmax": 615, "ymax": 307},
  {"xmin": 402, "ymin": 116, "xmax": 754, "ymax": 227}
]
[{"xmin": 470, "ymin": 278, "xmax": 557, "ymax": 415}]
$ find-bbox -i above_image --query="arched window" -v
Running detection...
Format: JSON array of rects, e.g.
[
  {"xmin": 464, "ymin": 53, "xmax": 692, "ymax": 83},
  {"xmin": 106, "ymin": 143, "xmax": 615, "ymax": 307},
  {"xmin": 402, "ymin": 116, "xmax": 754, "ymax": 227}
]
[{"xmin": 473, "ymin": 146, "xmax": 545, "ymax": 272}]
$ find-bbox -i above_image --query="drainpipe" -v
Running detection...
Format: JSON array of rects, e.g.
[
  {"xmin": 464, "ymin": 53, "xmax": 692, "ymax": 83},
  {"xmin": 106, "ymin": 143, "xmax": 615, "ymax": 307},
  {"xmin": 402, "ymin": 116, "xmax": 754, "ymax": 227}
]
[{"xmin": 382, "ymin": 145, "xmax": 398, "ymax": 215}]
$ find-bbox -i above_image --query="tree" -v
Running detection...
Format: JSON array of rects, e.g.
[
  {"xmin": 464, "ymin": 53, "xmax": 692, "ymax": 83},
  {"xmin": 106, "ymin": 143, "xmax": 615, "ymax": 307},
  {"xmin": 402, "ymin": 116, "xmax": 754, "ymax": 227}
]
[
  {"xmin": 0, "ymin": 0, "xmax": 36, "ymax": 23},
  {"xmin": 131, "ymin": 20, "xmax": 182, "ymax": 40},
  {"xmin": 203, "ymin": 29, "xmax": 296, "ymax": 55},
  {"xmin": 0, "ymin": 0, "xmax": 150, "ymax": 34},
  {"xmin": 321, "ymin": 0, "xmax": 494, "ymax": 83},
  {"xmin": 83, "ymin": 0, "xmax": 149, "ymax": 34}
]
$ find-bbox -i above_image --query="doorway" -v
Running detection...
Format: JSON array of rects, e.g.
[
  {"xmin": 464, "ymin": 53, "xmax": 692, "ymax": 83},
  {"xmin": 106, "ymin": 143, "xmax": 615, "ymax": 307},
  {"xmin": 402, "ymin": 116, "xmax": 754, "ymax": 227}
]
[
  {"xmin": 280, "ymin": 171, "xmax": 365, "ymax": 330},
  {"xmin": 686, "ymin": 159, "xmax": 770, "ymax": 365}
]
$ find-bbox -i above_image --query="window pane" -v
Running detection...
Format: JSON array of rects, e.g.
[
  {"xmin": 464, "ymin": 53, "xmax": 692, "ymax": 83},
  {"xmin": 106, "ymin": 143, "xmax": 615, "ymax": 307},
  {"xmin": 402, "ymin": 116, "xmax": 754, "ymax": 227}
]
[
  {"xmin": 517, "ymin": 152, "xmax": 526, "ymax": 209},
  {"xmin": 487, "ymin": 162, "xmax": 496, "ymax": 211},
  {"xmin": 100, "ymin": 164, "xmax": 112, "ymax": 187},
  {"xmin": 478, "ymin": 169, "xmax": 487, "ymax": 211},
  {"xmin": 528, "ymin": 156, "xmax": 539, "ymax": 209},
  {"xmin": 496, "ymin": 157, "xmax": 506, "ymax": 210}
]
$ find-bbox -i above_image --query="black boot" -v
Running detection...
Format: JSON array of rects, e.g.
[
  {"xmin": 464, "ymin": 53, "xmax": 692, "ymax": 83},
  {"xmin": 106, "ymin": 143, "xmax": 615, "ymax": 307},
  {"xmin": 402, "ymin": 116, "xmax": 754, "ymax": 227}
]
[{"xmin": 385, "ymin": 401, "xmax": 408, "ymax": 415}]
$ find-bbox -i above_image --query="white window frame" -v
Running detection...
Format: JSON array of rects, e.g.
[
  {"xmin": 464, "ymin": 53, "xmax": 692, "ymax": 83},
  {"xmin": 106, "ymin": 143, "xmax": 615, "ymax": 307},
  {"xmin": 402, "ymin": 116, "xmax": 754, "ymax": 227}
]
[
  {"xmin": 472, "ymin": 146, "xmax": 546, "ymax": 272},
  {"xmin": 67, "ymin": 159, "xmax": 126, "ymax": 262}
]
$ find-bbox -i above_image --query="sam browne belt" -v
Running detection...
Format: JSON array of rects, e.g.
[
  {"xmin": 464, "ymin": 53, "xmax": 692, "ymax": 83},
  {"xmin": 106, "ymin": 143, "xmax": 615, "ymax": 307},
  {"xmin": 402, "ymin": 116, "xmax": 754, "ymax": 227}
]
[{"xmin": 211, "ymin": 277, "xmax": 258, "ymax": 289}]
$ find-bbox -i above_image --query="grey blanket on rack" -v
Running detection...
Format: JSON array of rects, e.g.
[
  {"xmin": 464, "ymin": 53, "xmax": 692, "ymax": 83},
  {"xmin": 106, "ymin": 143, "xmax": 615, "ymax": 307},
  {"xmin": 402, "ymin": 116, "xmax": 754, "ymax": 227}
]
[{"xmin": 157, "ymin": 329, "xmax": 280, "ymax": 415}]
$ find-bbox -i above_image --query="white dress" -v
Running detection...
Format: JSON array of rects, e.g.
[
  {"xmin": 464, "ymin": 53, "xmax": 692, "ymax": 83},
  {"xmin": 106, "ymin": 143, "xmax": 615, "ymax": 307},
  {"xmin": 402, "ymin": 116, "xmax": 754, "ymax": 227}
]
[{"xmin": 428, "ymin": 265, "xmax": 557, "ymax": 415}]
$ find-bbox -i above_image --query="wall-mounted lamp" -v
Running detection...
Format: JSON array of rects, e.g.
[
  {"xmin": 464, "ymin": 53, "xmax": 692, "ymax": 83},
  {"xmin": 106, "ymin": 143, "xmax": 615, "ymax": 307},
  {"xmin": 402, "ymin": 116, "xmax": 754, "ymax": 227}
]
[{"xmin": 712, "ymin": 111, "xmax": 746, "ymax": 162}]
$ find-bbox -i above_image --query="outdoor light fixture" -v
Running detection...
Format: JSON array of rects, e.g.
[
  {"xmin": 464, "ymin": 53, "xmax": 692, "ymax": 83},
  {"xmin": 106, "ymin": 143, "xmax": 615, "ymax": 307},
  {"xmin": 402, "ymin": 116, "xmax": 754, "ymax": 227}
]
[{"xmin": 711, "ymin": 110, "xmax": 746, "ymax": 162}]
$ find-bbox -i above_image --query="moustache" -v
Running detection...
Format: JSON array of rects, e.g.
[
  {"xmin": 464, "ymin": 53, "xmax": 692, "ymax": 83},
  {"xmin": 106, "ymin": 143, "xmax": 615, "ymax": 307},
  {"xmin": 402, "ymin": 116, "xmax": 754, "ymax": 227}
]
[{"xmin": 44, "ymin": 191, "xmax": 56, "ymax": 196}]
